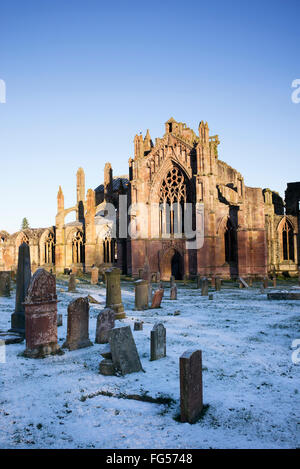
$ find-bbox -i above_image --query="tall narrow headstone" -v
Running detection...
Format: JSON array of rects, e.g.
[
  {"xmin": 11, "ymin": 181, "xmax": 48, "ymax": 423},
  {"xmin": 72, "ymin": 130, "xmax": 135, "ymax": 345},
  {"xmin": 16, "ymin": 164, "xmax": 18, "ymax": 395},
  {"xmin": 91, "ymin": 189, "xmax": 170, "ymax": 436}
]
[
  {"xmin": 150, "ymin": 323, "xmax": 166, "ymax": 361},
  {"xmin": 263, "ymin": 277, "xmax": 269, "ymax": 289},
  {"xmin": 201, "ymin": 278, "xmax": 208, "ymax": 296},
  {"xmin": 170, "ymin": 275, "xmax": 175, "ymax": 288},
  {"xmin": 134, "ymin": 279, "xmax": 149, "ymax": 310},
  {"xmin": 180, "ymin": 349, "xmax": 203, "ymax": 423},
  {"xmin": 196, "ymin": 275, "xmax": 201, "ymax": 289},
  {"xmin": 68, "ymin": 273, "xmax": 77, "ymax": 292},
  {"xmin": 170, "ymin": 285, "xmax": 177, "ymax": 300},
  {"xmin": 211, "ymin": 277, "xmax": 216, "ymax": 288},
  {"xmin": 24, "ymin": 269, "xmax": 61, "ymax": 358},
  {"xmin": 215, "ymin": 277, "xmax": 221, "ymax": 291},
  {"xmin": 63, "ymin": 297, "xmax": 93, "ymax": 351},
  {"xmin": 105, "ymin": 267, "xmax": 125, "ymax": 319},
  {"xmin": 90, "ymin": 266, "xmax": 99, "ymax": 285},
  {"xmin": 0, "ymin": 272, "xmax": 11, "ymax": 297},
  {"xmin": 109, "ymin": 325, "xmax": 142, "ymax": 375},
  {"xmin": 95, "ymin": 308, "xmax": 115, "ymax": 344},
  {"xmin": 11, "ymin": 242, "xmax": 31, "ymax": 334}
]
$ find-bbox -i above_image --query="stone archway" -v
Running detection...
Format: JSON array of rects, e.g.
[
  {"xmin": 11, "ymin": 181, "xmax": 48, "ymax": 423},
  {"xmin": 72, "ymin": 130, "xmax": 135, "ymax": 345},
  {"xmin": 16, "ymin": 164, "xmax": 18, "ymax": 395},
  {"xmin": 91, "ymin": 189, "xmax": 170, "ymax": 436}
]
[{"xmin": 160, "ymin": 248, "xmax": 183, "ymax": 281}]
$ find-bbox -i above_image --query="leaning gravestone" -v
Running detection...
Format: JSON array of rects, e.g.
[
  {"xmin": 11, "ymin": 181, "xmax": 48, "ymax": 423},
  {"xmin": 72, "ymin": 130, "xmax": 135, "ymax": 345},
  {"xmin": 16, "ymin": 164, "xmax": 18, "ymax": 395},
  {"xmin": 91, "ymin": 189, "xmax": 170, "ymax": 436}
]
[
  {"xmin": 11, "ymin": 243, "xmax": 31, "ymax": 334},
  {"xmin": 105, "ymin": 267, "xmax": 125, "ymax": 319},
  {"xmin": 24, "ymin": 269, "xmax": 61, "ymax": 358},
  {"xmin": 63, "ymin": 297, "xmax": 93, "ymax": 350},
  {"xmin": 180, "ymin": 349, "xmax": 203, "ymax": 423},
  {"xmin": 239, "ymin": 277, "xmax": 249, "ymax": 289},
  {"xmin": 68, "ymin": 273, "xmax": 77, "ymax": 292},
  {"xmin": 150, "ymin": 288, "xmax": 164, "ymax": 308},
  {"xmin": 0, "ymin": 272, "xmax": 11, "ymax": 297},
  {"xmin": 150, "ymin": 323, "xmax": 166, "ymax": 361},
  {"xmin": 201, "ymin": 278, "xmax": 208, "ymax": 296},
  {"xmin": 134, "ymin": 279, "xmax": 149, "ymax": 310},
  {"xmin": 95, "ymin": 308, "xmax": 115, "ymax": 344},
  {"xmin": 109, "ymin": 325, "xmax": 142, "ymax": 375}
]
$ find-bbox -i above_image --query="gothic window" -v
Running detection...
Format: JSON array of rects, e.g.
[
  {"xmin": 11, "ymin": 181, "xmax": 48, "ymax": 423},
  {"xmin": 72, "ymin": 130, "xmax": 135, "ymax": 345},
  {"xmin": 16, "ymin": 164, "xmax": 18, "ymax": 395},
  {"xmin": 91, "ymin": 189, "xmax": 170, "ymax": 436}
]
[
  {"xmin": 19, "ymin": 233, "xmax": 29, "ymax": 246},
  {"xmin": 225, "ymin": 219, "xmax": 237, "ymax": 263},
  {"xmin": 281, "ymin": 219, "xmax": 294, "ymax": 261},
  {"xmin": 103, "ymin": 237, "xmax": 116, "ymax": 263},
  {"xmin": 159, "ymin": 167, "xmax": 187, "ymax": 236},
  {"xmin": 44, "ymin": 232, "xmax": 55, "ymax": 264},
  {"xmin": 72, "ymin": 231, "xmax": 84, "ymax": 264}
]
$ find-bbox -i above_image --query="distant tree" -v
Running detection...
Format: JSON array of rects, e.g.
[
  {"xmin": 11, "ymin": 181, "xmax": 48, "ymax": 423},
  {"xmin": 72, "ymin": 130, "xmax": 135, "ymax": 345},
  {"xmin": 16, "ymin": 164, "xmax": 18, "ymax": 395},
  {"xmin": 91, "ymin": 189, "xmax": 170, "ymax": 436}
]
[{"xmin": 21, "ymin": 218, "xmax": 30, "ymax": 230}]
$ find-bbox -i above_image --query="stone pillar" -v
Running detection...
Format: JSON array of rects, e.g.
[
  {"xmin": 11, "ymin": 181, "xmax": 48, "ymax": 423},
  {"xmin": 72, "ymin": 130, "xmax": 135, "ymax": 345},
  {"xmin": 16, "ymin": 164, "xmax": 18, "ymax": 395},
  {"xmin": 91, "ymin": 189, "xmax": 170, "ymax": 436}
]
[
  {"xmin": 0, "ymin": 272, "xmax": 11, "ymax": 297},
  {"xmin": 105, "ymin": 267, "xmax": 125, "ymax": 319},
  {"xmin": 63, "ymin": 297, "xmax": 93, "ymax": 350},
  {"xmin": 201, "ymin": 278, "xmax": 208, "ymax": 296},
  {"xmin": 24, "ymin": 269, "xmax": 61, "ymax": 358},
  {"xmin": 68, "ymin": 274, "xmax": 77, "ymax": 292},
  {"xmin": 134, "ymin": 279, "xmax": 149, "ymax": 310},
  {"xmin": 95, "ymin": 308, "xmax": 115, "ymax": 344},
  {"xmin": 180, "ymin": 349, "xmax": 203, "ymax": 423},
  {"xmin": 11, "ymin": 242, "xmax": 31, "ymax": 334},
  {"xmin": 150, "ymin": 323, "xmax": 166, "ymax": 361},
  {"xmin": 91, "ymin": 266, "xmax": 99, "ymax": 285}
]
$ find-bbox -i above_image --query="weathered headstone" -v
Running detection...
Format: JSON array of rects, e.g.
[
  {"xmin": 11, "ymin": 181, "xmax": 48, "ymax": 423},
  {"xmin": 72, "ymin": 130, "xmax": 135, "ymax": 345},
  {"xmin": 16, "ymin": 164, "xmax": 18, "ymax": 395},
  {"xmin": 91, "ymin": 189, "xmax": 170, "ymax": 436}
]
[
  {"xmin": 63, "ymin": 297, "xmax": 93, "ymax": 350},
  {"xmin": 105, "ymin": 267, "xmax": 125, "ymax": 319},
  {"xmin": 210, "ymin": 277, "xmax": 216, "ymax": 288},
  {"xmin": 134, "ymin": 321, "xmax": 143, "ymax": 331},
  {"xmin": 11, "ymin": 242, "xmax": 31, "ymax": 334},
  {"xmin": 263, "ymin": 277, "xmax": 269, "ymax": 289},
  {"xmin": 150, "ymin": 288, "xmax": 164, "ymax": 308},
  {"xmin": 196, "ymin": 275, "xmax": 201, "ymax": 289},
  {"xmin": 24, "ymin": 269, "xmax": 61, "ymax": 358},
  {"xmin": 170, "ymin": 285, "xmax": 177, "ymax": 300},
  {"xmin": 0, "ymin": 271, "xmax": 11, "ymax": 297},
  {"xmin": 109, "ymin": 325, "xmax": 142, "ymax": 375},
  {"xmin": 248, "ymin": 277, "xmax": 253, "ymax": 287},
  {"xmin": 134, "ymin": 279, "xmax": 149, "ymax": 310},
  {"xmin": 215, "ymin": 277, "xmax": 221, "ymax": 291},
  {"xmin": 183, "ymin": 274, "xmax": 188, "ymax": 285},
  {"xmin": 150, "ymin": 323, "xmax": 166, "ymax": 361},
  {"xmin": 170, "ymin": 275, "xmax": 175, "ymax": 288},
  {"xmin": 95, "ymin": 308, "xmax": 115, "ymax": 344},
  {"xmin": 180, "ymin": 349, "xmax": 203, "ymax": 424},
  {"xmin": 90, "ymin": 266, "xmax": 99, "ymax": 285},
  {"xmin": 273, "ymin": 277, "xmax": 277, "ymax": 288},
  {"xmin": 268, "ymin": 291, "xmax": 300, "ymax": 300},
  {"xmin": 201, "ymin": 278, "xmax": 208, "ymax": 296},
  {"xmin": 99, "ymin": 358, "xmax": 115, "ymax": 376},
  {"xmin": 209, "ymin": 293, "xmax": 213, "ymax": 300},
  {"xmin": 68, "ymin": 273, "xmax": 77, "ymax": 292}
]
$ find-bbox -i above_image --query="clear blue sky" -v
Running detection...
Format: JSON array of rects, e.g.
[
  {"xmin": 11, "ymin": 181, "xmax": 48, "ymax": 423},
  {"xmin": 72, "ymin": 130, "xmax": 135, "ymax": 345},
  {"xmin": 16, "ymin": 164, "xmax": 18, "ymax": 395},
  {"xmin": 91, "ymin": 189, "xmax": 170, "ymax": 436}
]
[{"xmin": 0, "ymin": 0, "xmax": 299, "ymax": 233}]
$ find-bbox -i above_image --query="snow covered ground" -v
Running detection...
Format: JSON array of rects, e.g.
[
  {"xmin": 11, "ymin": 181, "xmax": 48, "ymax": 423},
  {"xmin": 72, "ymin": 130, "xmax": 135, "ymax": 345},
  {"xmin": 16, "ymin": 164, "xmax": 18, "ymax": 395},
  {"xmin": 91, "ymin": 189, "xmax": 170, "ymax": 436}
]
[{"xmin": 0, "ymin": 277, "xmax": 299, "ymax": 449}]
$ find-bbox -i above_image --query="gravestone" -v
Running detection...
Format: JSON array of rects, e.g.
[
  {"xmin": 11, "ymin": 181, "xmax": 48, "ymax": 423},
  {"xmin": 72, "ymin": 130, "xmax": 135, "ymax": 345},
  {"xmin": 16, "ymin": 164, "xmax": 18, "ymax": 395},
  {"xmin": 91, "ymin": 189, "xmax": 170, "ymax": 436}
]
[
  {"xmin": 68, "ymin": 274, "xmax": 77, "ymax": 292},
  {"xmin": 201, "ymin": 278, "xmax": 208, "ymax": 296},
  {"xmin": 248, "ymin": 277, "xmax": 253, "ymax": 287},
  {"xmin": 150, "ymin": 288, "xmax": 164, "ymax": 308},
  {"xmin": 63, "ymin": 297, "xmax": 93, "ymax": 350},
  {"xmin": 170, "ymin": 285, "xmax": 177, "ymax": 300},
  {"xmin": 273, "ymin": 277, "xmax": 277, "ymax": 288},
  {"xmin": 11, "ymin": 242, "xmax": 31, "ymax": 334},
  {"xmin": 99, "ymin": 359, "xmax": 115, "ymax": 376},
  {"xmin": 0, "ymin": 271, "xmax": 11, "ymax": 297},
  {"xmin": 95, "ymin": 308, "xmax": 115, "ymax": 344},
  {"xmin": 215, "ymin": 277, "xmax": 221, "ymax": 291},
  {"xmin": 91, "ymin": 266, "xmax": 99, "ymax": 285},
  {"xmin": 109, "ymin": 325, "xmax": 142, "ymax": 375},
  {"xmin": 134, "ymin": 279, "xmax": 149, "ymax": 310},
  {"xmin": 196, "ymin": 275, "xmax": 201, "ymax": 289},
  {"xmin": 180, "ymin": 349, "xmax": 203, "ymax": 424},
  {"xmin": 134, "ymin": 321, "xmax": 143, "ymax": 331},
  {"xmin": 268, "ymin": 291, "xmax": 300, "ymax": 300},
  {"xmin": 209, "ymin": 294, "xmax": 213, "ymax": 300},
  {"xmin": 170, "ymin": 275, "xmax": 175, "ymax": 288},
  {"xmin": 105, "ymin": 267, "xmax": 125, "ymax": 319},
  {"xmin": 263, "ymin": 277, "xmax": 269, "ymax": 289},
  {"xmin": 24, "ymin": 269, "xmax": 61, "ymax": 358},
  {"xmin": 150, "ymin": 323, "xmax": 166, "ymax": 361},
  {"xmin": 183, "ymin": 274, "xmax": 188, "ymax": 285},
  {"xmin": 210, "ymin": 277, "xmax": 216, "ymax": 288}
]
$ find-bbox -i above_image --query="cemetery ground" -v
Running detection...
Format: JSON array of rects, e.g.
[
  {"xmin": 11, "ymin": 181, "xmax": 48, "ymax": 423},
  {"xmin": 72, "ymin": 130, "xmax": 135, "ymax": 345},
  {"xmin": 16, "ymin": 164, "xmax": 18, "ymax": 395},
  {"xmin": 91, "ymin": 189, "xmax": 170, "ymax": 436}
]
[{"xmin": 0, "ymin": 276, "xmax": 299, "ymax": 449}]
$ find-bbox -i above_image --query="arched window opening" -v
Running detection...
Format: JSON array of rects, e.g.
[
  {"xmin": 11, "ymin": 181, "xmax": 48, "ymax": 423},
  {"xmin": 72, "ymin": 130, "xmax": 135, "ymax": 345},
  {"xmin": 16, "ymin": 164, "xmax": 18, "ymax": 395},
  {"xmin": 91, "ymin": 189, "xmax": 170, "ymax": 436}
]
[
  {"xmin": 18, "ymin": 233, "xmax": 29, "ymax": 246},
  {"xmin": 44, "ymin": 232, "xmax": 55, "ymax": 264},
  {"xmin": 159, "ymin": 167, "xmax": 189, "ymax": 237},
  {"xmin": 103, "ymin": 237, "xmax": 116, "ymax": 264},
  {"xmin": 281, "ymin": 219, "xmax": 294, "ymax": 261},
  {"xmin": 72, "ymin": 231, "xmax": 84, "ymax": 264},
  {"xmin": 225, "ymin": 219, "xmax": 237, "ymax": 263}
]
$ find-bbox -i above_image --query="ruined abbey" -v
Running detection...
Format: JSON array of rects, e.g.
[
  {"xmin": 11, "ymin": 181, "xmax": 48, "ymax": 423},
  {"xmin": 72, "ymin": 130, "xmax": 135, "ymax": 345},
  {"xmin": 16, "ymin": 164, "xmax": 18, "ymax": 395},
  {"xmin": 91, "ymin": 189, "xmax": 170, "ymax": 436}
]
[{"xmin": 0, "ymin": 118, "xmax": 299, "ymax": 280}]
